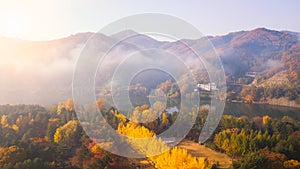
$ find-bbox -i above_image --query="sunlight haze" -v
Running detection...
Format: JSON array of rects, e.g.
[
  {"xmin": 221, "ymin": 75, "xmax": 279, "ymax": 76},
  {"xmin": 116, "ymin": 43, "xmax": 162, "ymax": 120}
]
[{"xmin": 1, "ymin": 0, "xmax": 300, "ymax": 40}]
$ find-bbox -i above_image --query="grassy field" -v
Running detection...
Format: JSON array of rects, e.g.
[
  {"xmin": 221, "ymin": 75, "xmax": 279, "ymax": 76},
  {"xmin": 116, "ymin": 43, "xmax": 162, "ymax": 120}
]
[{"xmin": 178, "ymin": 140, "xmax": 232, "ymax": 169}]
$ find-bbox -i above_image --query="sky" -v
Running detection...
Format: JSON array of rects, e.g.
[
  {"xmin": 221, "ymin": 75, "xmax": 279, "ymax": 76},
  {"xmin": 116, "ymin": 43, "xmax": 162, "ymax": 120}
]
[{"xmin": 0, "ymin": 0, "xmax": 300, "ymax": 41}]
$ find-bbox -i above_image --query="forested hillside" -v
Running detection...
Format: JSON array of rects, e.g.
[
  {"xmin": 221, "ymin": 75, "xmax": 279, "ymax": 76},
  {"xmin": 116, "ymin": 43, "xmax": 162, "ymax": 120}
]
[
  {"xmin": 1, "ymin": 99, "xmax": 300, "ymax": 168},
  {"xmin": 1, "ymin": 28, "xmax": 300, "ymax": 106}
]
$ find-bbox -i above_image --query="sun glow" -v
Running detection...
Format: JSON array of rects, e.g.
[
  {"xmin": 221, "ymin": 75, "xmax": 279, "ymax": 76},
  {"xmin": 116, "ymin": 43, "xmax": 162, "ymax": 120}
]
[{"xmin": 1, "ymin": 13, "xmax": 26, "ymax": 38}]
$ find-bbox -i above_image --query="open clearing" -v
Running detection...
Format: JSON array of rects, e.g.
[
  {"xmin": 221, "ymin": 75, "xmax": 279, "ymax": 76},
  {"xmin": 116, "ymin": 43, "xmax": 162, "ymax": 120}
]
[{"xmin": 178, "ymin": 140, "xmax": 232, "ymax": 169}]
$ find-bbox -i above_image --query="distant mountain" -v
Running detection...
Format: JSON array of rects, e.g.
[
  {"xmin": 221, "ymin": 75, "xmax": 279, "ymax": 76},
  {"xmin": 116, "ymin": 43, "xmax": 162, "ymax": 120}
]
[
  {"xmin": 210, "ymin": 28, "xmax": 299, "ymax": 76},
  {"xmin": 0, "ymin": 28, "xmax": 299, "ymax": 105}
]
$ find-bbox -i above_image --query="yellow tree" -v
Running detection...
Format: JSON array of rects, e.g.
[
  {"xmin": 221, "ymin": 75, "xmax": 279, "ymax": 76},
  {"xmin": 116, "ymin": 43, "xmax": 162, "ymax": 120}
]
[
  {"xmin": 91, "ymin": 144, "xmax": 104, "ymax": 154},
  {"xmin": 244, "ymin": 95, "xmax": 254, "ymax": 103},
  {"xmin": 15, "ymin": 115, "xmax": 23, "ymax": 126},
  {"xmin": 11, "ymin": 124, "xmax": 19, "ymax": 133},
  {"xmin": 54, "ymin": 128, "xmax": 62, "ymax": 143},
  {"xmin": 262, "ymin": 115, "xmax": 272, "ymax": 125},
  {"xmin": 117, "ymin": 121, "xmax": 211, "ymax": 169},
  {"xmin": 65, "ymin": 98, "xmax": 75, "ymax": 112},
  {"xmin": 0, "ymin": 146, "xmax": 26, "ymax": 168},
  {"xmin": 153, "ymin": 147, "xmax": 210, "ymax": 169},
  {"xmin": 1, "ymin": 115, "xmax": 9, "ymax": 128},
  {"xmin": 284, "ymin": 159, "xmax": 300, "ymax": 169},
  {"xmin": 53, "ymin": 120, "xmax": 81, "ymax": 146},
  {"xmin": 57, "ymin": 102, "xmax": 65, "ymax": 115},
  {"xmin": 46, "ymin": 118, "xmax": 60, "ymax": 141},
  {"xmin": 161, "ymin": 112, "xmax": 169, "ymax": 129}
]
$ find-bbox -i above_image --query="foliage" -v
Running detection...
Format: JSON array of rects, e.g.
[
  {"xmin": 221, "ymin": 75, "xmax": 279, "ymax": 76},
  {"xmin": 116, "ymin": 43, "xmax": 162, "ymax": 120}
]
[
  {"xmin": 239, "ymin": 85, "xmax": 300, "ymax": 103},
  {"xmin": 117, "ymin": 122, "xmax": 211, "ymax": 169},
  {"xmin": 233, "ymin": 151, "xmax": 268, "ymax": 169},
  {"xmin": 153, "ymin": 147, "xmax": 210, "ymax": 169},
  {"xmin": 284, "ymin": 159, "xmax": 300, "ymax": 169},
  {"xmin": 1, "ymin": 98, "xmax": 300, "ymax": 169},
  {"xmin": 53, "ymin": 120, "xmax": 82, "ymax": 146},
  {"xmin": 0, "ymin": 146, "xmax": 26, "ymax": 168},
  {"xmin": 0, "ymin": 101, "xmax": 114, "ymax": 169}
]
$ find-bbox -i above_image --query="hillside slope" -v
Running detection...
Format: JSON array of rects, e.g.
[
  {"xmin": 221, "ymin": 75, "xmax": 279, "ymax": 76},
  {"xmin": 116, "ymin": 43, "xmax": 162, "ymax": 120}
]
[{"xmin": 0, "ymin": 28, "xmax": 299, "ymax": 105}]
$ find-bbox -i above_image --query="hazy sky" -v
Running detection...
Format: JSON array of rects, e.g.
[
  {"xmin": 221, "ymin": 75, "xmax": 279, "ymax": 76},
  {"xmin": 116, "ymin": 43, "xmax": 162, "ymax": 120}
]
[{"xmin": 0, "ymin": 0, "xmax": 299, "ymax": 40}]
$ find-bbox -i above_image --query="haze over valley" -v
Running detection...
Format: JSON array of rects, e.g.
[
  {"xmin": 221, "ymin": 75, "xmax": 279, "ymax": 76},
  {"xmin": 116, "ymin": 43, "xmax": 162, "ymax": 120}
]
[{"xmin": 1, "ymin": 28, "xmax": 299, "ymax": 106}]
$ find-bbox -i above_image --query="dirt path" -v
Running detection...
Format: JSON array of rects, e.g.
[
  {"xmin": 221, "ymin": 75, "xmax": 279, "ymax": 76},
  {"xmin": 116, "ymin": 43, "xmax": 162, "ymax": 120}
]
[{"xmin": 178, "ymin": 140, "xmax": 232, "ymax": 169}]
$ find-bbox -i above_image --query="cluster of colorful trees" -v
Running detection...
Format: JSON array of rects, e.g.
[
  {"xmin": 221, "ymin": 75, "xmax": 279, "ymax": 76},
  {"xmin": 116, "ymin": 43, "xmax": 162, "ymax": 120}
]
[
  {"xmin": 226, "ymin": 42, "xmax": 300, "ymax": 104},
  {"xmin": 204, "ymin": 114, "xmax": 300, "ymax": 169},
  {"xmin": 0, "ymin": 101, "xmax": 116, "ymax": 169},
  {"xmin": 117, "ymin": 122, "xmax": 211, "ymax": 169},
  {"xmin": 1, "ymin": 98, "xmax": 300, "ymax": 169},
  {"xmin": 0, "ymin": 99, "xmax": 211, "ymax": 169},
  {"xmin": 239, "ymin": 85, "xmax": 300, "ymax": 103}
]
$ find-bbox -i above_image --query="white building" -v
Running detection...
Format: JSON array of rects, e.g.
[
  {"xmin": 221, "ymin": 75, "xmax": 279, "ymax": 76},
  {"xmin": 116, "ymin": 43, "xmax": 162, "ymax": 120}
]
[{"xmin": 197, "ymin": 83, "xmax": 218, "ymax": 91}]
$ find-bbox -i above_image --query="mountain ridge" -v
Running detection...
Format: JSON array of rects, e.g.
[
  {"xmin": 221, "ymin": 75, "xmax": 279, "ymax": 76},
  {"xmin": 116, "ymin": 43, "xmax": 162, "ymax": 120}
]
[{"xmin": 0, "ymin": 27, "xmax": 299, "ymax": 105}]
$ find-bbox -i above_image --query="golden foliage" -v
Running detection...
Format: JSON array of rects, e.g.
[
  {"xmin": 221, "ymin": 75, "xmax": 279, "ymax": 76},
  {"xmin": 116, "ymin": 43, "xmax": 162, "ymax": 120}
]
[
  {"xmin": 49, "ymin": 118, "xmax": 60, "ymax": 123},
  {"xmin": 117, "ymin": 121, "xmax": 168, "ymax": 157},
  {"xmin": 284, "ymin": 159, "xmax": 300, "ymax": 169},
  {"xmin": 117, "ymin": 122, "xmax": 210, "ymax": 169},
  {"xmin": 11, "ymin": 124, "xmax": 19, "ymax": 133},
  {"xmin": 1, "ymin": 115, "xmax": 9, "ymax": 128},
  {"xmin": 117, "ymin": 122, "xmax": 155, "ymax": 138},
  {"xmin": 53, "ymin": 120, "xmax": 81, "ymax": 145},
  {"xmin": 54, "ymin": 128, "xmax": 62, "ymax": 143},
  {"xmin": 0, "ymin": 146, "xmax": 26, "ymax": 168},
  {"xmin": 244, "ymin": 95, "xmax": 254, "ymax": 103},
  {"xmin": 57, "ymin": 98, "xmax": 75, "ymax": 114},
  {"xmin": 110, "ymin": 109, "xmax": 127, "ymax": 123},
  {"xmin": 161, "ymin": 112, "xmax": 169, "ymax": 128},
  {"xmin": 1, "ymin": 115, "xmax": 20, "ymax": 133},
  {"xmin": 57, "ymin": 102, "xmax": 65, "ymax": 115},
  {"xmin": 15, "ymin": 115, "xmax": 23, "ymax": 126},
  {"xmin": 262, "ymin": 115, "xmax": 272, "ymax": 125},
  {"xmin": 65, "ymin": 98, "xmax": 75, "ymax": 112},
  {"xmin": 90, "ymin": 144, "xmax": 103, "ymax": 154},
  {"xmin": 153, "ymin": 147, "xmax": 209, "ymax": 169}
]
